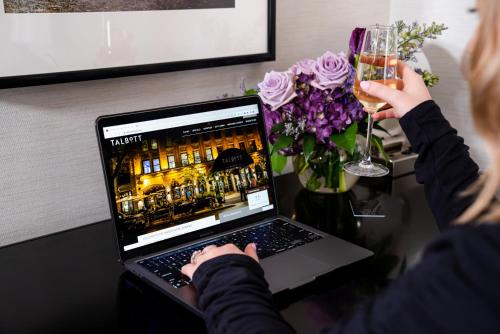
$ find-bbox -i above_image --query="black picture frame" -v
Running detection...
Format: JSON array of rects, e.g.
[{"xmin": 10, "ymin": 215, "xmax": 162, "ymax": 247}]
[{"xmin": 0, "ymin": 0, "xmax": 275, "ymax": 89}]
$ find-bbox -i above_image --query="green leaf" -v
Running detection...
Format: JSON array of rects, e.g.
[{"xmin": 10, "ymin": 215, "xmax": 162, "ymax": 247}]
[
  {"xmin": 270, "ymin": 151, "xmax": 287, "ymax": 174},
  {"xmin": 244, "ymin": 89, "xmax": 258, "ymax": 96},
  {"xmin": 373, "ymin": 122, "xmax": 391, "ymax": 136},
  {"xmin": 331, "ymin": 123, "xmax": 358, "ymax": 156},
  {"xmin": 271, "ymin": 135, "xmax": 293, "ymax": 155},
  {"xmin": 418, "ymin": 69, "xmax": 440, "ymax": 88},
  {"xmin": 395, "ymin": 20, "xmax": 447, "ymax": 66},
  {"xmin": 303, "ymin": 134, "xmax": 316, "ymax": 163},
  {"xmin": 271, "ymin": 123, "xmax": 284, "ymax": 134},
  {"xmin": 371, "ymin": 135, "xmax": 389, "ymax": 161}
]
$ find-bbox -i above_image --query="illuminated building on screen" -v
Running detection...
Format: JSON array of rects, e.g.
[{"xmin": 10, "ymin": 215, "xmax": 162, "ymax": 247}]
[{"xmin": 111, "ymin": 125, "xmax": 267, "ymax": 217}]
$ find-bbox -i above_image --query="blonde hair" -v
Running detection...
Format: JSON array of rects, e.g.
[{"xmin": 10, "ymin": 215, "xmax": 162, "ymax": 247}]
[{"xmin": 456, "ymin": 0, "xmax": 500, "ymax": 223}]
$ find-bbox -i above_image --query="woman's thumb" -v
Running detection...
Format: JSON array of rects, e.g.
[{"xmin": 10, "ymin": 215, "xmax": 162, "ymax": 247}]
[{"xmin": 244, "ymin": 243, "xmax": 259, "ymax": 263}]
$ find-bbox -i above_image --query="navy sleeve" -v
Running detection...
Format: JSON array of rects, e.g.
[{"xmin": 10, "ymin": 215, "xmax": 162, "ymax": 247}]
[
  {"xmin": 399, "ymin": 100, "xmax": 480, "ymax": 229},
  {"xmin": 192, "ymin": 254, "xmax": 295, "ymax": 334},
  {"xmin": 325, "ymin": 224, "xmax": 500, "ymax": 334},
  {"xmin": 192, "ymin": 225, "xmax": 500, "ymax": 334}
]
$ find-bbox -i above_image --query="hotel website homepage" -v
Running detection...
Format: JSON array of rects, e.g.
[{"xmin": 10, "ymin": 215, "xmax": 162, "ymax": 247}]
[{"xmin": 102, "ymin": 105, "xmax": 274, "ymax": 251}]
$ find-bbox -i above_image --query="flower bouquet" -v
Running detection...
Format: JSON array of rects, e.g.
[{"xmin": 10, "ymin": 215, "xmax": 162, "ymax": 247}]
[
  {"xmin": 256, "ymin": 51, "xmax": 371, "ymax": 193},
  {"xmin": 250, "ymin": 21, "xmax": 446, "ymax": 193}
]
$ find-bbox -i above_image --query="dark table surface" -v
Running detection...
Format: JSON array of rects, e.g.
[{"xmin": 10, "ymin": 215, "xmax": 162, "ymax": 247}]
[{"xmin": 0, "ymin": 173, "xmax": 438, "ymax": 334}]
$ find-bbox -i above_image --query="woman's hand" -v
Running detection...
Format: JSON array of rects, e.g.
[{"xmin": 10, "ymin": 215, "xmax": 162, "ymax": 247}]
[
  {"xmin": 181, "ymin": 243, "xmax": 259, "ymax": 280},
  {"xmin": 362, "ymin": 62, "xmax": 433, "ymax": 121}
]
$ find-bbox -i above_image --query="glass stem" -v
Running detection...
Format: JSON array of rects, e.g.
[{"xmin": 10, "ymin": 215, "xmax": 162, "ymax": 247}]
[{"xmin": 362, "ymin": 113, "xmax": 374, "ymax": 165}]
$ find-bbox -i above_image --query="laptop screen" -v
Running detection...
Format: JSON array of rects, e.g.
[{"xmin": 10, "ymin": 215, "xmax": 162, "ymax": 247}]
[{"xmin": 100, "ymin": 103, "xmax": 275, "ymax": 252}]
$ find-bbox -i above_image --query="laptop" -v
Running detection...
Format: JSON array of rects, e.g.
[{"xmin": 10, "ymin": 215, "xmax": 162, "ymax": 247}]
[{"xmin": 96, "ymin": 95, "xmax": 373, "ymax": 315}]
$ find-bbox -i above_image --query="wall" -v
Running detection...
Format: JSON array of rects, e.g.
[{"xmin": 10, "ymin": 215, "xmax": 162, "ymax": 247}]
[
  {"xmin": 390, "ymin": 0, "xmax": 487, "ymax": 168},
  {"xmin": 0, "ymin": 0, "xmax": 391, "ymax": 247}
]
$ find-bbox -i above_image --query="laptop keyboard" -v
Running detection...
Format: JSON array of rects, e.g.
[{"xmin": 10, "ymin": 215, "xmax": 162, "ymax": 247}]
[{"xmin": 137, "ymin": 219, "xmax": 323, "ymax": 288}]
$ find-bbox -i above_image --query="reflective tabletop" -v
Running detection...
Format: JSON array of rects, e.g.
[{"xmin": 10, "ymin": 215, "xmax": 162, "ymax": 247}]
[{"xmin": 0, "ymin": 172, "xmax": 438, "ymax": 334}]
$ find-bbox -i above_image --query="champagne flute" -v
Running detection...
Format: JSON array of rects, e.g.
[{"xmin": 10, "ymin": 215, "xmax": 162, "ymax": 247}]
[{"xmin": 344, "ymin": 24, "xmax": 399, "ymax": 177}]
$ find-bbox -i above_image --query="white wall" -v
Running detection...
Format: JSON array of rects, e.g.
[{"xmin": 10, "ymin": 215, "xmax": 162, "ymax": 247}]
[
  {"xmin": 0, "ymin": 0, "xmax": 391, "ymax": 247},
  {"xmin": 390, "ymin": 0, "xmax": 487, "ymax": 168},
  {"xmin": 1, "ymin": 0, "xmax": 486, "ymax": 248}
]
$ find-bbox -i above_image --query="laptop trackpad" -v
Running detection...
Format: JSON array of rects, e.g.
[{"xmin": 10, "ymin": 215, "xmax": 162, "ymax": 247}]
[{"xmin": 261, "ymin": 252, "xmax": 330, "ymax": 292}]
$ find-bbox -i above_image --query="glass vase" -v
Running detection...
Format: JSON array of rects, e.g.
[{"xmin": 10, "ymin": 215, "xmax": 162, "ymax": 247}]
[{"xmin": 293, "ymin": 154, "xmax": 359, "ymax": 194}]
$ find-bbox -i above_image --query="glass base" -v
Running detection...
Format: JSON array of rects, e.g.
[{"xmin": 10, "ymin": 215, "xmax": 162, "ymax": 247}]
[{"xmin": 343, "ymin": 160, "xmax": 389, "ymax": 178}]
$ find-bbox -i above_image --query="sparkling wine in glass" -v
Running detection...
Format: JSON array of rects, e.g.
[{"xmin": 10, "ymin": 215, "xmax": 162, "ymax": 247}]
[{"xmin": 344, "ymin": 24, "xmax": 400, "ymax": 177}]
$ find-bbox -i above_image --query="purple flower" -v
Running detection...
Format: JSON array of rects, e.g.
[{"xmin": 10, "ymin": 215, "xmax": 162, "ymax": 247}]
[
  {"xmin": 258, "ymin": 50, "xmax": 367, "ymax": 153},
  {"xmin": 297, "ymin": 73, "xmax": 315, "ymax": 84},
  {"xmin": 258, "ymin": 71, "xmax": 297, "ymax": 111},
  {"xmin": 327, "ymin": 102, "xmax": 352, "ymax": 132},
  {"xmin": 262, "ymin": 104, "xmax": 282, "ymax": 141},
  {"xmin": 290, "ymin": 59, "xmax": 316, "ymax": 76},
  {"xmin": 346, "ymin": 96, "xmax": 366, "ymax": 123},
  {"xmin": 348, "ymin": 28, "xmax": 366, "ymax": 66},
  {"xmin": 310, "ymin": 52, "xmax": 350, "ymax": 91}
]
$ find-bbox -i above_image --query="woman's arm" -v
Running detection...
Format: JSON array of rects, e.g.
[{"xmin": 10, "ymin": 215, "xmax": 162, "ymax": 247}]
[
  {"xmin": 361, "ymin": 63, "xmax": 479, "ymax": 229},
  {"xmin": 190, "ymin": 224, "xmax": 500, "ymax": 334},
  {"xmin": 192, "ymin": 254, "xmax": 295, "ymax": 334},
  {"xmin": 399, "ymin": 101, "xmax": 479, "ymax": 229}
]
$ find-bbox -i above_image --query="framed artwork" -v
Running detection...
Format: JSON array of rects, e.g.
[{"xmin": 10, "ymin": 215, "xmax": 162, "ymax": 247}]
[{"xmin": 0, "ymin": 0, "xmax": 275, "ymax": 88}]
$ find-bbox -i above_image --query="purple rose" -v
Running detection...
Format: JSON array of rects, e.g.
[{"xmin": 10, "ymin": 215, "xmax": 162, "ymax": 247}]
[
  {"xmin": 310, "ymin": 51, "xmax": 350, "ymax": 91},
  {"xmin": 258, "ymin": 71, "xmax": 297, "ymax": 111},
  {"xmin": 290, "ymin": 59, "xmax": 316, "ymax": 76},
  {"xmin": 348, "ymin": 28, "xmax": 366, "ymax": 66}
]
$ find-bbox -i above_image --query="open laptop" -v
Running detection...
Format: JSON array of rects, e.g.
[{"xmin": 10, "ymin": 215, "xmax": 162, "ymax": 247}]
[{"xmin": 96, "ymin": 95, "xmax": 373, "ymax": 315}]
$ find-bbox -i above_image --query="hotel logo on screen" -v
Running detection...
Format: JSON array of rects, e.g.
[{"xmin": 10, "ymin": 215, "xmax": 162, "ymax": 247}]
[{"xmin": 110, "ymin": 135, "xmax": 143, "ymax": 147}]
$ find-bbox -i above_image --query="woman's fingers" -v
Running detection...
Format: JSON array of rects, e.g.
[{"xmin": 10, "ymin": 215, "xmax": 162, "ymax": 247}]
[
  {"xmin": 244, "ymin": 243, "xmax": 259, "ymax": 263},
  {"xmin": 181, "ymin": 263, "xmax": 196, "ymax": 280},
  {"xmin": 181, "ymin": 245, "xmax": 217, "ymax": 279},
  {"xmin": 360, "ymin": 64, "xmax": 432, "ymax": 119},
  {"xmin": 203, "ymin": 245, "xmax": 217, "ymax": 253},
  {"xmin": 397, "ymin": 61, "xmax": 414, "ymax": 80},
  {"xmin": 372, "ymin": 108, "xmax": 397, "ymax": 121},
  {"xmin": 360, "ymin": 81, "xmax": 401, "ymax": 107},
  {"xmin": 396, "ymin": 60, "xmax": 406, "ymax": 77},
  {"xmin": 181, "ymin": 243, "xmax": 260, "ymax": 280}
]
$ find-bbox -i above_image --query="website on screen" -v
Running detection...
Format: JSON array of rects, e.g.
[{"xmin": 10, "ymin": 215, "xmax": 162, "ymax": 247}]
[{"xmin": 102, "ymin": 105, "xmax": 274, "ymax": 251}]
